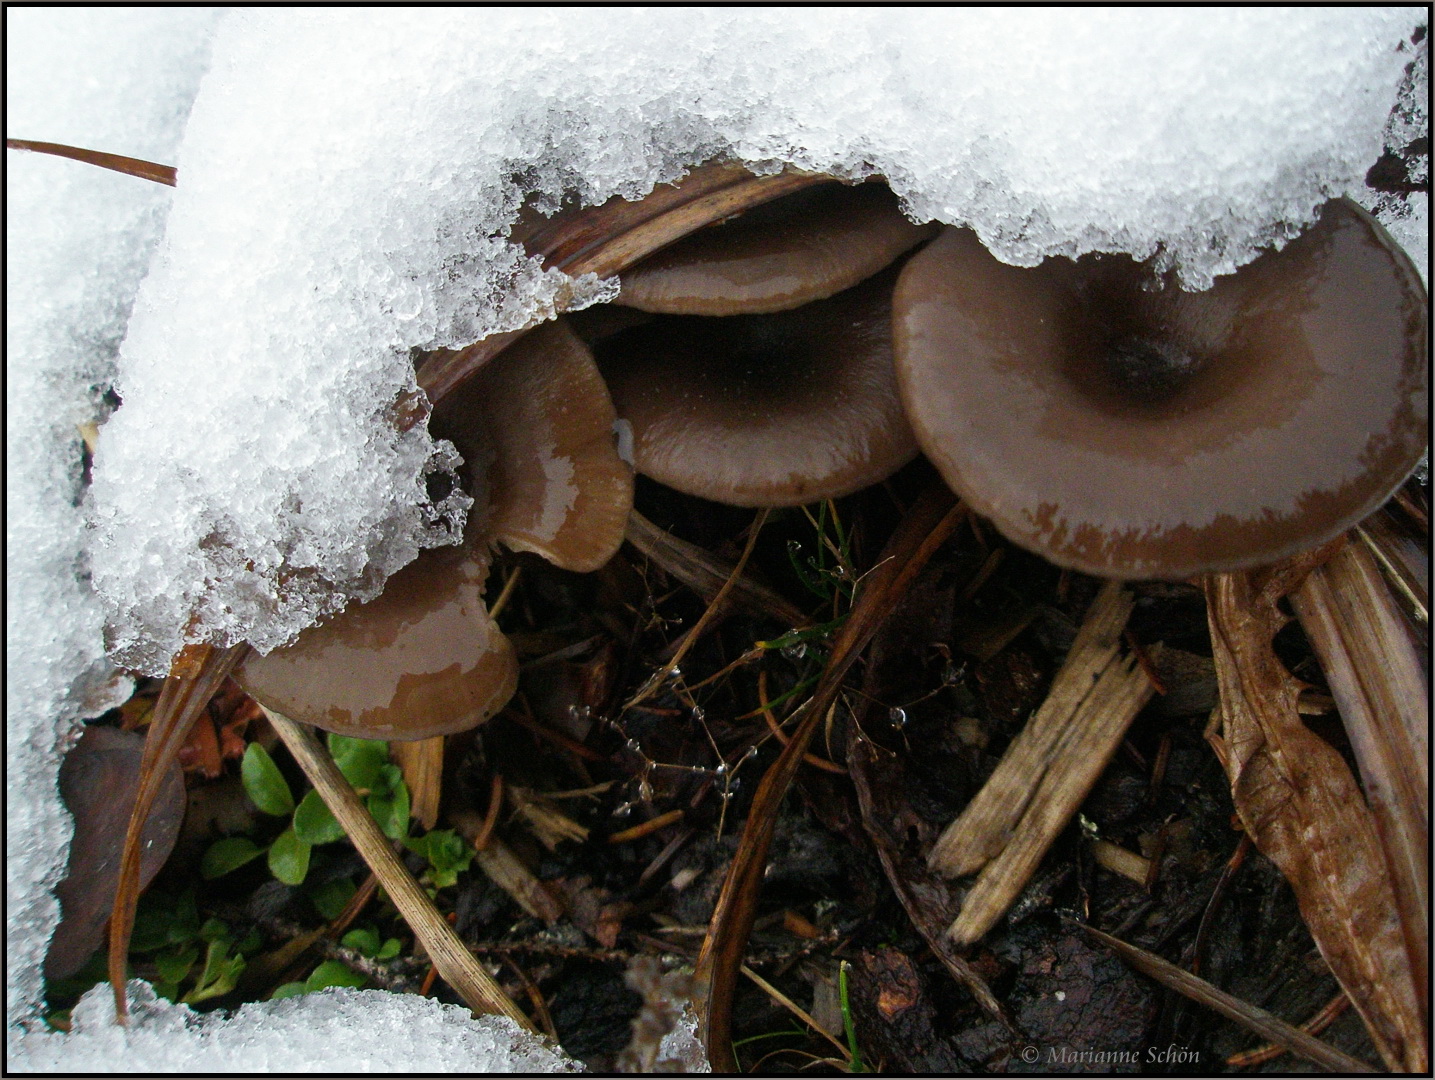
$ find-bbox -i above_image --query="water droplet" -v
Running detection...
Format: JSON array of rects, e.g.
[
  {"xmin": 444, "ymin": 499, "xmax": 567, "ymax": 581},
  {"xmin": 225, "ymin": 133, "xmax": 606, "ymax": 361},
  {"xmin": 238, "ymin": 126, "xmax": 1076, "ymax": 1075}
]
[
  {"xmin": 626, "ymin": 738, "xmax": 641, "ymax": 752},
  {"xmin": 714, "ymin": 763, "xmax": 728, "ymax": 777},
  {"xmin": 613, "ymin": 803, "xmax": 634, "ymax": 819},
  {"xmin": 782, "ymin": 641, "xmax": 808, "ymax": 660},
  {"xmin": 787, "ymin": 539, "xmax": 802, "ymax": 554},
  {"xmin": 691, "ymin": 706, "xmax": 706, "ymax": 722},
  {"xmin": 568, "ymin": 704, "xmax": 592, "ymax": 721},
  {"xmin": 888, "ymin": 706, "xmax": 907, "ymax": 727},
  {"xmin": 740, "ymin": 746, "xmax": 757, "ymax": 763}
]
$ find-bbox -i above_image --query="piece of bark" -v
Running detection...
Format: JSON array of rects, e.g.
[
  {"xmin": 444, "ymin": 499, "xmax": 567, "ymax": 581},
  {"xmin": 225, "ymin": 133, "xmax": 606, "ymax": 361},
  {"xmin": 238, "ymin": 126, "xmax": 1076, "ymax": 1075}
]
[
  {"xmin": 1205, "ymin": 562, "xmax": 1426, "ymax": 1073},
  {"xmin": 46, "ymin": 726, "xmax": 185, "ymax": 980},
  {"xmin": 930, "ymin": 582, "xmax": 1155, "ymax": 945}
]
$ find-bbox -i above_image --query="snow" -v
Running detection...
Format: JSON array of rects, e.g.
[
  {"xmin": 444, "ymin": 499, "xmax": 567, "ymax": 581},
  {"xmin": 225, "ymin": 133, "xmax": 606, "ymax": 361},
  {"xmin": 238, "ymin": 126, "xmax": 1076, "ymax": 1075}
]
[
  {"xmin": 6, "ymin": 7, "xmax": 1424, "ymax": 1074},
  {"xmin": 16, "ymin": 982, "xmax": 577, "ymax": 1074}
]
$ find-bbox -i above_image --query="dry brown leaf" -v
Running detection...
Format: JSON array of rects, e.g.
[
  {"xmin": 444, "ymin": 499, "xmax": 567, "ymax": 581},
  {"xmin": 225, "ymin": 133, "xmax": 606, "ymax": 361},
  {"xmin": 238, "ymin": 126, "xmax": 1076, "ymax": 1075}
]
[
  {"xmin": 1290, "ymin": 538, "xmax": 1429, "ymax": 1026},
  {"xmin": 1204, "ymin": 564, "xmax": 1426, "ymax": 1072}
]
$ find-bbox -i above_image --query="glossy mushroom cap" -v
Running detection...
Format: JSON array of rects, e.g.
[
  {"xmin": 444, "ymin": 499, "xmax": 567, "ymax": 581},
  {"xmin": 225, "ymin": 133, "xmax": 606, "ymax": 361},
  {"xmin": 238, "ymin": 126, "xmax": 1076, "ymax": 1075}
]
[
  {"xmin": 600, "ymin": 268, "xmax": 919, "ymax": 507},
  {"xmin": 435, "ymin": 318, "xmax": 634, "ymax": 573},
  {"xmin": 235, "ymin": 545, "xmax": 517, "ymax": 741},
  {"xmin": 617, "ymin": 182, "xmax": 936, "ymax": 316},
  {"xmin": 894, "ymin": 199, "xmax": 1429, "ymax": 579},
  {"xmin": 236, "ymin": 318, "xmax": 633, "ymax": 739}
]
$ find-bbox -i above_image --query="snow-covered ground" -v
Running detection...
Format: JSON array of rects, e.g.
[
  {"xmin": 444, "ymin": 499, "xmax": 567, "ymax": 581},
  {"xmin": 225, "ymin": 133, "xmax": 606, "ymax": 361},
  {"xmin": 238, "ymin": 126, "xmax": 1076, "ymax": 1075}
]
[{"xmin": 7, "ymin": 8, "xmax": 1424, "ymax": 1071}]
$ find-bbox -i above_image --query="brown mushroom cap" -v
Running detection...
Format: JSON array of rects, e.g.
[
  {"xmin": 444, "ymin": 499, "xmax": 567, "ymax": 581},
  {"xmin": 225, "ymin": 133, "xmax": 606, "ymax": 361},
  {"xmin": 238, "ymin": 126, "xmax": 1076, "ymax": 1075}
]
[
  {"xmin": 599, "ymin": 268, "xmax": 919, "ymax": 507},
  {"xmin": 434, "ymin": 318, "xmax": 634, "ymax": 573},
  {"xmin": 236, "ymin": 318, "xmax": 633, "ymax": 739},
  {"xmin": 235, "ymin": 544, "xmax": 518, "ymax": 740},
  {"xmin": 617, "ymin": 181, "xmax": 936, "ymax": 316},
  {"xmin": 893, "ymin": 199, "xmax": 1429, "ymax": 579}
]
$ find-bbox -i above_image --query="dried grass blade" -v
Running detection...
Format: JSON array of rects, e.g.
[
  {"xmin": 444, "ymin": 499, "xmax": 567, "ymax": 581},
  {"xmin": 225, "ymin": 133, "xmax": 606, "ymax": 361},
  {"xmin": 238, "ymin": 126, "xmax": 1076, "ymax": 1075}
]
[
  {"xmin": 1290, "ymin": 539, "xmax": 1429, "ymax": 1026},
  {"xmin": 7, "ymin": 138, "xmax": 177, "ymax": 185},
  {"xmin": 1081, "ymin": 925, "xmax": 1377, "ymax": 1074},
  {"xmin": 1205, "ymin": 565, "xmax": 1426, "ymax": 1072},
  {"xmin": 694, "ymin": 485, "xmax": 964, "ymax": 1071},
  {"xmin": 264, "ymin": 708, "xmax": 534, "ymax": 1030},
  {"xmin": 109, "ymin": 642, "xmax": 247, "ymax": 1022},
  {"xmin": 625, "ymin": 510, "xmax": 809, "ymax": 628}
]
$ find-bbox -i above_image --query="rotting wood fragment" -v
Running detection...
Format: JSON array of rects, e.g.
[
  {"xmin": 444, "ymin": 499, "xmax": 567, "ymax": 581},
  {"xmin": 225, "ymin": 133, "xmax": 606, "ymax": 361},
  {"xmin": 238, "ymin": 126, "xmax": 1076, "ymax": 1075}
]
[
  {"xmin": 930, "ymin": 580, "xmax": 1155, "ymax": 945},
  {"xmin": 1205, "ymin": 559, "xmax": 1426, "ymax": 1073}
]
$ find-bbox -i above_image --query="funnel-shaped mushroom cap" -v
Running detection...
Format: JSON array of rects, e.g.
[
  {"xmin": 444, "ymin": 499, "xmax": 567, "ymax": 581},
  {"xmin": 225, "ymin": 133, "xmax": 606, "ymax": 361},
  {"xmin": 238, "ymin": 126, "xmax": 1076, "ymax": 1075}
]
[
  {"xmin": 434, "ymin": 318, "xmax": 633, "ymax": 573},
  {"xmin": 618, "ymin": 182, "xmax": 936, "ymax": 316},
  {"xmin": 237, "ymin": 318, "xmax": 633, "ymax": 739},
  {"xmin": 600, "ymin": 269, "xmax": 919, "ymax": 507},
  {"xmin": 894, "ymin": 200, "xmax": 1428, "ymax": 579},
  {"xmin": 236, "ymin": 545, "xmax": 518, "ymax": 740}
]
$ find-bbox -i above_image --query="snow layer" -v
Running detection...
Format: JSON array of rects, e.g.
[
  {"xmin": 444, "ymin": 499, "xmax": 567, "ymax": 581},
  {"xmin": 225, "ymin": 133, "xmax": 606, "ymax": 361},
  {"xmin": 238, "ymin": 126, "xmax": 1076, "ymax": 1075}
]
[
  {"xmin": 87, "ymin": 8, "xmax": 1425, "ymax": 673},
  {"xmin": 6, "ymin": 7, "xmax": 1424, "ymax": 1074},
  {"xmin": 6, "ymin": 2, "xmax": 220, "ymax": 1043},
  {"xmin": 14, "ymin": 982, "xmax": 577, "ymax": 1074}
]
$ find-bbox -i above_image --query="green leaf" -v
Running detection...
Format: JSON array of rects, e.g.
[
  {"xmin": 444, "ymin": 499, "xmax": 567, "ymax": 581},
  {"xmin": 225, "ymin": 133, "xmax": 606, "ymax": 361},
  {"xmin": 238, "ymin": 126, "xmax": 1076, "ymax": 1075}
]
[
  {"xmin": 425, "ymin": 830, "xmax": 471, "ymax": 874},
  {"xmin": 153, "ymin": 945, "xmax": 198, "ymax": 986},
  {"xmin": 375, "ymin": 938, "xmax": 402, "ymax": 961},
  {"xmin": 326, "ymin": 734, "xmax": 388, "ymax": 791},
  {"xmin": 367, "ymin": 768, "xmax": 410, "ymax": 841},
  {"xmin": 183, "ymin": 940, "xmax": 246, "ymax": 1004},
  {"xmin": 305, "ymin": 960, "xmax": 366, "ymax": 992},
  {"xmin": 309, "ymin": 876, "xmax": 357, "ymax": 921},
  {"xmin": 167, "ymin": 889, "xmax": 202, "ymax": 945},
  {"xmin": 198, "ymin": 917, "xmax": 233, "ymax": 944},
  {"xmin": 269, "ymin": 981, "xmax": 308, "ymax": 1000},
  {"xmin": 293, "ymin": 789, "xmax": 347, "ymax": 845},
  {"xmin": 130, "ymin": 906, "xmax": 172, "ymax": 952},
  {"xmin": 267, "ymin": 827, "xmax": 311, "ymax": 886},
  {"xmin": 201, "ymin": 837, "xmax": 265, "ymax": 880},
  {"xmin": 242, "ymin": 743, "xmax": 295, "ymax": 816},
  {"xmin": 341, "ymin": 927, "xmax": 380, "ymax": 958}
]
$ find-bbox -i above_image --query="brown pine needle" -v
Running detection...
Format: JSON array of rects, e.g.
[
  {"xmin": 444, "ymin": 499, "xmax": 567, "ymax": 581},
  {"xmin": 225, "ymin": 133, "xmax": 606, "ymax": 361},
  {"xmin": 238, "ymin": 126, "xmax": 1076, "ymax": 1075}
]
[
  {"xmin": 1227, "ymin": 993, "xmax": 1352, "ymax": 1068},
  {"xmin": 757, "ymin": 670, "xmax": 847, "ymax": 775},
  {"xmin": 696, "ymin": 485, "xmax": 965, "ymax": 1071},
  {"xmin": 109, "ymin": 642, "xmax": 248, "ymax": 1023},
  {"xmin": 8, "ymin": 138, "xmax": 176, "ymax": 185},
  {"xmin": 473, "ymin": 774, "xmax": 505, "ymax": 852},
  {"xmin": 608, "ymin": 808, "xmax": 685, "ymax": 844}
]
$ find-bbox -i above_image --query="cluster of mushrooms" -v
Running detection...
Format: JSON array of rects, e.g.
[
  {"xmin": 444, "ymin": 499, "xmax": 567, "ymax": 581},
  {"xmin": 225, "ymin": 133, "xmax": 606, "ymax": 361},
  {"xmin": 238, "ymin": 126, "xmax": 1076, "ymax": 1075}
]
[{"xmin": 235, "ymin": 167, "xmax": 1428, "ymax": 744}]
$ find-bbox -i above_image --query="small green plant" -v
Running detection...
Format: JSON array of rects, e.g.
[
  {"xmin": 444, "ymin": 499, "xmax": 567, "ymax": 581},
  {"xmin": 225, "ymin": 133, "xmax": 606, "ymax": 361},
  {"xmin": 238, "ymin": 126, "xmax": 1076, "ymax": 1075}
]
[
  {"xmin": 209, "ymin": 736, "xmax": 412, "ymax": 887},
  {"xmin": 129, "ymin": 891, "xmax": 260, "ymax": 1005},
  {"xmin": 839, "ymin": 960, "xmax": 865, "ymax": 1074},
  {"xmin": 269, "ymin": 959, "xmax": 367, "ymax": 1001},
  {"xmin": 403, "ymin": 828, "xmax": 475, "ymax": 891}
]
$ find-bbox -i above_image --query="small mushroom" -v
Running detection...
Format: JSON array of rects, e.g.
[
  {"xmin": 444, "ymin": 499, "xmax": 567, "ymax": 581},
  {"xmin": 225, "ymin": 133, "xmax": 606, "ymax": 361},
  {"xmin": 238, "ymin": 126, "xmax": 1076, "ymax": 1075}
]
[
  {"xmin": 598, "ymin": 267, "xmax": 918, "ymax": 507},
  {"xmin": 236, "ymin": 319, "xmax": 633, "ymax": 739},
  {"xmin": 616, "ymin": 181, "xmax": 936, "ymax": 316},
  {"xmin": 893, "ymin": 199, "xmax": 1428, "ymax": 578}
]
